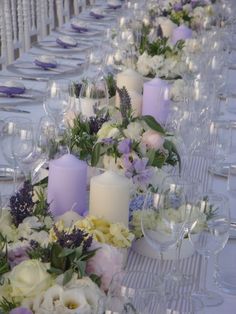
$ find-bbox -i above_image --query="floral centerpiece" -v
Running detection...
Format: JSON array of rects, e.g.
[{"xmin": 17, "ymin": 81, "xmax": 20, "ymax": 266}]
[
  {"xmin": 0, "ymin": 181, "xmax": 134, "ymax": 314},
  {"xmin": 66, "ymin": 87, "xmax": 180, "ymax": 191}
]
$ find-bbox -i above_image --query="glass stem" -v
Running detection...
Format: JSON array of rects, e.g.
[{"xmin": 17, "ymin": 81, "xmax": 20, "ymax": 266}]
[
  {"xmin": 201, "ymin": 255, "xmax": 209, "ymax": 293},
  {"xmin": 160, "ymin": 251, "xmax": 164, "ymax": 281},
  {"xmin": 173, "ymin": 239, "xmax": 182, "ymax": 274}
]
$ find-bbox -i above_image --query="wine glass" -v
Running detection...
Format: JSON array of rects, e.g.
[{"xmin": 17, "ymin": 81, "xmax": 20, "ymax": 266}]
[
  {"xmin": 159, "ymin": 175, "xmax": 202, "ymax": 286},
  {"xmin": 189, "ymin": 193, "xmax": 230, "ymax": 307},
  {"xmin": 141, "ymin": 191, "xmax": 177, "ymax": 285},
  {"xmin": 79, "ymin": 75, "xmax": 109, "ymax": 119},
  {"xmin": 43, "ymin": 80, "xmax": 72, "ymax": 134},
  {"xmin": 0, "ymin": 117, "xmax": 34, "ymax": 191}
]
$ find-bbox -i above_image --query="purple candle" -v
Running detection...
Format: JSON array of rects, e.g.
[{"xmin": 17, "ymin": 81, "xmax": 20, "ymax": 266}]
[
  {"xmin": 47, "ymin": 154, "xmax": 87, "ymax": 216},
  {"xmin": 171, "ymin": 25, "xmax": 192, "ymax": 45},
  {"xmin": 142, "ymin": 78, "xmax": 170, "ymax": 125}
]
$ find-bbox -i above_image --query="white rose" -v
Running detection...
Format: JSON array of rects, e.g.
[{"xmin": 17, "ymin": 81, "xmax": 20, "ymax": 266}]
[
  {"xmin": 97, "ymin": 122, "xmax": 118, "ymax": 139},
  {"xmin": 124, "ymin": 121, "xmax": 143, "ymax": 140},
  {"xmin": 142, "ymin": 130, "xmax": 165, "ymax": 150},
  {"xmin": 156, "ymin": 17, "xmax": 177, "ymax": 38},
  {"xmin": 9, "ymin": 260, "xmax": 52, "ymax": 299},
  {"xmin": 151, "ymin": 55, "xmax": 165, "ymax": 73},
  {"xmin": 137, "ymin": 52, "xmax": 152, "ymax": 77},
  {"xmin": 0, "ymin": 209, "xmax": 18, "ymax": 241}
]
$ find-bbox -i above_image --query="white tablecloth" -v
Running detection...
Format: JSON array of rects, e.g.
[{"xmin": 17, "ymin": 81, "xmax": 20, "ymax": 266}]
[{"xmin": 0, "ymin": 4, "xmax": 236, "ymax": 313}]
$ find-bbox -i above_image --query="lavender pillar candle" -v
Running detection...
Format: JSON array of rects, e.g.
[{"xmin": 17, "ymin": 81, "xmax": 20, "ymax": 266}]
[
  {"xmin": 171, "ymin": 25, "xmax": 192, "ymax": 45},
  {"xmin": 142, "ymin": 78, "xmax": 170, "ymax": 125},
  {"xmin": 47, "ymin": 154, "xmax": 87, "ymax": 216}
]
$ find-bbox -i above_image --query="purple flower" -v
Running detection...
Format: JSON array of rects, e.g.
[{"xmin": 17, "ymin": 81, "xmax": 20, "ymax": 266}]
[
  {"xmin": 118, "ymin": 139, "xmax": 131, "ymax": 154},
  {"xmin": 8, "ymin": 247, "xmax": 29, "ymax": 268},
  {"xmin": 173, "ymin": 3, "xmax": 183, "ymax": 11},
  {"xmin": 101, "ymin": 137, "xmax": 114, "ymax": 145},
  {"xmin": 10, "ymin": 307, "xmax": 33, "ymax": 314},
  {"xmin": 122, "ymin": 156, "xmax": 154, "ymax": 186}
]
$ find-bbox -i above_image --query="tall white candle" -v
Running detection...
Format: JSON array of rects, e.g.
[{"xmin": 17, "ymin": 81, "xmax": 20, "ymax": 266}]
[
  {"xmin": 129, "ymin": 90, "xmax": 143, "ymax": 117},
  {"xmin": 89, "ymin": 171, "xmax": 130, "ymax": 226},
  {"xmin": 116, "ymin": 69, "xmax": 143, "ymax": 94}
]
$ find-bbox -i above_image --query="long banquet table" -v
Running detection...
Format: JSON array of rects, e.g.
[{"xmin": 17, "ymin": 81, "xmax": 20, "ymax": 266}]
[{"xmin": 0, "ymin": 2, "xmax": 236, "ymax": 313}]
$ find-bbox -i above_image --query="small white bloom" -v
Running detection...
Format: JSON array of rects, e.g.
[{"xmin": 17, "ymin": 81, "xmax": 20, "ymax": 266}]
[
  {"xmin": 137, "ymin": 52, "xmax": 152, "ymax": 77},
  {"xmin": 124, "ymin": 121, "xmax": 143, "ymax": 140}
]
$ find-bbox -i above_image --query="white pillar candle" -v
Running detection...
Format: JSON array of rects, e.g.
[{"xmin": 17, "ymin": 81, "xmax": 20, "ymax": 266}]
[
  {"xmin": 129, "ymin": 90, "xmax": 143, "ymax": 117},
  {"xmin": 116, "ymin": 68, "xmax": 143, "ymax": 94},
  {"xmin": 89, "ymin": 171, "xmax": 130, "ymax": 226}
]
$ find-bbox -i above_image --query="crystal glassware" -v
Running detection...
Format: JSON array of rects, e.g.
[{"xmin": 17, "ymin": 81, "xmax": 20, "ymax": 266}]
[{"xmin": 189, "ymin": 193, "xmax": 230, "ymax": 306}]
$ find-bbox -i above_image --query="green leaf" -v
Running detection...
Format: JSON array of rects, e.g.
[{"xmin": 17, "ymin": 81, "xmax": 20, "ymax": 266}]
[
  {"xmin": 142, "ymin": 115, "xmax": 166, "ymax": 135},
  {"xmin": 33, "ymin": 176, "xmax": 48, "ymax": 187},
  {"xmin": 91, "ymin": 142, "xmax": 101, "ymax": 167},
  {"xmin": 47, "ymin": 267, "xmax": 63, "ymax": 276},
  {"xmin": 146, "ymin": 149, "xmax": 156, "ymax": 166},
  {"xmin": 90, "ymin": 273, "xmax": 102, "ymax": 287},
  {"xmin": 80, "ymin": 248, "xmax": 98, "ymax": 261},
  {"xmin": 163, "ymin": 140, "xmax": 181, "ymax": 173},
  {"xmin": 152, "ymin": 153, "xmax": 166, "ymax": 168},
  {"xmin": 63, "ymin": 269, "xmax": 74, "ymax": 286},
  {"xmin": 58, "ymin": 248, "xmax": 75, "ymax": 258},
  {"xmin": 51, "ymin": 243, "xmax": 66, "ymax": 270}
]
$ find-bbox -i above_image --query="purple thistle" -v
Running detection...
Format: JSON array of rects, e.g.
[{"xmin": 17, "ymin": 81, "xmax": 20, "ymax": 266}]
[
  {"xmin": 118, "ymin": 139, "xmax": 131, "ymax": 154},
  {"xmin": 53, "ymin": 225, "xmax": 93, "ymax": 251},
  {"xmin": 9, "ymin": 180, "xmax": 34, "ymax": 227}
]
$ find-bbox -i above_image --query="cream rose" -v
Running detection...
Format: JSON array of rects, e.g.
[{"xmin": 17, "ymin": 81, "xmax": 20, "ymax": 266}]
[
  {"xmin": 9, "ymin": 260, "xmax": 52, "ymax": 299},
  {"xmin": 142, "ymin": 130, "xmax": 165, "ymax": 150}
]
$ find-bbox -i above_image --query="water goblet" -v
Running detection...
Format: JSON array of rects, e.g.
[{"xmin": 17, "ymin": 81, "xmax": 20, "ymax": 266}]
[
  {"xmin": 141, "ymin": 191, "xmax": 177, "ymax": 285},
  {"xmin": 189, "ymin": 193, "xmax": 230, "ymax": 306}
]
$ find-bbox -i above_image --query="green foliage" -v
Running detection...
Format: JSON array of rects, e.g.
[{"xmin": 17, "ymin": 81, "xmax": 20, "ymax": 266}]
[
  {"xmin": 33, "ymin": 187, "xmax": 51, "ymax": 220},
  {"xmin": 67, "ymin": 116, "xmax": 97, "ymax": 161},
  {"xmin": 48, "ymin": 243, "xmax": 98, "ymax": 286},
  {"xmin": 0, "ymin": 297, "xmax": 19, "ymax": 314},
  {"xmin": 105, "ymin": 73, "xmax": 116, "ymax": 98},
  {"xmin": 163, "ymin": 139, "xmax": 181, "ymax": 171},
  {"xmin": 170, "ymin": 10, "xmax": 192, "ymax": 26},
  {"xmin": 141, "ymin": 115, "xmax": 166, "ymax": 135},
  {"xmin": 0, "ymin": 234, "xmax": 10, "ymax": 285}
]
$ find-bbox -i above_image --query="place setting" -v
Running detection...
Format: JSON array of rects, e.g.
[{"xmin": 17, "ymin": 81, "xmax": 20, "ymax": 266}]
[
  {"xmin": 33, "ymin": 35, "xmax": 91, "ymax": 55},
  {"xmin": 6, "ymin": 55, "xmax": 83, "ymax": 80}
]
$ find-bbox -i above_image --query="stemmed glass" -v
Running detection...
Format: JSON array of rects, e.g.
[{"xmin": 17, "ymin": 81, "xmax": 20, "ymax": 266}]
[
  {"xmin": 0, "ymin": 117, "xmax": 34, "ymax": 191},
  {"xmin": 43, "ymin": 80, "xmax": 72, "ymax": 134},
  {"xmin": 141, "ymin": 191, "xmax": 177, "ymax": 285},
  {"xmin": 159, "ymin": 175, "xmax": 201, "ymax": 286},
  {"xmin": 79, "ymin": 76, "xmax": 109, "ymax": 119},
  {"xmin": 189, "ymin": 193, "xmax": 230, "ymax": 307}
]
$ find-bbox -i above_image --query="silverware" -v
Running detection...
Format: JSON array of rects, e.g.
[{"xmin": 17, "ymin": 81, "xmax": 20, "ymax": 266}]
[
  {"xmin": 0, "ymin": 106, "xmax": 30, "ymax": 113},
  {"xmin": 0, "ymin": 93, "xmax": 35, "ymax": 100},
  {"xmin": 13, "ymin": 63, "xmax": 65, "ymax": 74},
  {"xmin": 1, "ymin": 75, "xmax": 49, "ymax": 82},
  {"xmin": 29, "ymin": 51, "xmax": 85, "ymax": 61}
]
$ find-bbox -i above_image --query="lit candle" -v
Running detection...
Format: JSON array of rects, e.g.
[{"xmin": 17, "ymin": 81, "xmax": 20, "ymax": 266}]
[
  {"xmin": 142, "ymin": 77, "xmax": 170, "ymax": 125},
  {"xmin": 47, "ymin": 154, "xmax": 87, "ymax": 216},
  {"xmin": 89, "ymin": 171, "xmax": 130, "ymax": 226}
]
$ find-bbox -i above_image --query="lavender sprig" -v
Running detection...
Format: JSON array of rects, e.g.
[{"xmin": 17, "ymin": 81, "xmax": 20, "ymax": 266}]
[
  {"xmin": 9, "ymin": 181, "xmax": 34, "ymax": 227},
  {"xmin": 116, "ymin": 86, "xmax": 132, "ymax": 126},
  {"xmin": 53, "ymin": 225, "xmax": 93, "ymax": 251}
]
